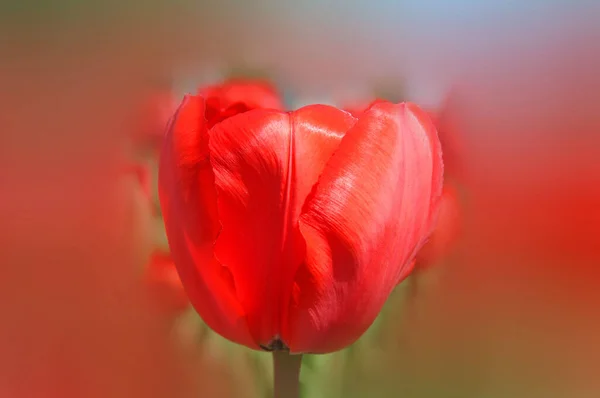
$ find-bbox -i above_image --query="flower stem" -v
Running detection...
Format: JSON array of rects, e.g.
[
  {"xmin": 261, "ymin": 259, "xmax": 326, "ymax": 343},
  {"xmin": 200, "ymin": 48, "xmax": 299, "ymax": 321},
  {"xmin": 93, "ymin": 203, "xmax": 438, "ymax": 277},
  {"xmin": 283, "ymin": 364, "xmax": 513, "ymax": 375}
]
[{"xmin": 272, "ymin": 351, "xmax": 303, "ymax": 398}]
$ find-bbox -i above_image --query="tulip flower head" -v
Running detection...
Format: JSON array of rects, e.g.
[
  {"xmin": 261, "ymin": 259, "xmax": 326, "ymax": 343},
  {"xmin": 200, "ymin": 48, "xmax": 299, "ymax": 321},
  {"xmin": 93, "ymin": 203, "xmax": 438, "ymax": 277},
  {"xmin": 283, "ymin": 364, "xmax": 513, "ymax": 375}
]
[{"xmin": 159, "ymin": 95, "xmax": 443, "ymax": 354}]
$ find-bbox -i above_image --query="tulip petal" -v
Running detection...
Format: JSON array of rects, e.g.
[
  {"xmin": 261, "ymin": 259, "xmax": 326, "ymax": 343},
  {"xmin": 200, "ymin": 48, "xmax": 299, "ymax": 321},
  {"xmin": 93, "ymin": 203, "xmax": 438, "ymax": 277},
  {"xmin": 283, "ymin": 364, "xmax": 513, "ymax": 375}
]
[
  {"xmin": 286, "ymin": 102, "xmax": 444, "ymax": 353},
  {"xmin": 158, "ymin": 95, "xmax": 256, "ymax": 347},
  {"xmin": 208, "ymin": 105, "xmax": 356, "ymax": 346}
]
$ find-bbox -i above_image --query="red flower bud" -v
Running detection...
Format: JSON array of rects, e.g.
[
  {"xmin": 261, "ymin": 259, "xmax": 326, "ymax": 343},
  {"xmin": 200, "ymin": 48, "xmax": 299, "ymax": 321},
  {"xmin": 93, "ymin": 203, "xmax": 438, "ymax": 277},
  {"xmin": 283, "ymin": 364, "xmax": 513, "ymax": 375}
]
[{"xmin": 159, "ymin": 95, "xmax": 443, "ymax": 353}]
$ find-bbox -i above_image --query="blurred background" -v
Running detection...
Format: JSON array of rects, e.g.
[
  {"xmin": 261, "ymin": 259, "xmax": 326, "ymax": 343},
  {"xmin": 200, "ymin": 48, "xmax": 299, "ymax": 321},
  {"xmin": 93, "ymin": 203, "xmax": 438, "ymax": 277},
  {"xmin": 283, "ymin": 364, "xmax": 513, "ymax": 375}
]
[{"xmin": 1, "ymin": 1, "xmax": 599, "ymax": 397}]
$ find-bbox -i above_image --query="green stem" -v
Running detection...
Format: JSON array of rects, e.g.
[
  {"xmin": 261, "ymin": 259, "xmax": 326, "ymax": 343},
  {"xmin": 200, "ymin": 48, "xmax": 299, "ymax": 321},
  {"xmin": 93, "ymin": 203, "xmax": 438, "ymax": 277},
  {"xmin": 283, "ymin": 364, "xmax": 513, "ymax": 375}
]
[{"xmin": 272, "ymin": 351, "xmax": 303, "ymax": 398}]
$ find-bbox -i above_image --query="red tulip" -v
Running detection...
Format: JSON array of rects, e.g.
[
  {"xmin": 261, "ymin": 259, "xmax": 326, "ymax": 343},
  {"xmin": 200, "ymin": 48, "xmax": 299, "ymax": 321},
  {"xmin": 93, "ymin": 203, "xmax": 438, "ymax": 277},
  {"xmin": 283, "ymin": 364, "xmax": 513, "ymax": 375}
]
[
  {"xmin": 159, "ymin": 95, "xmax": 443, "ymax": 353},
  {"xmin": 198, "ymin": 79, "xmax": 285, "ymax": 129}
]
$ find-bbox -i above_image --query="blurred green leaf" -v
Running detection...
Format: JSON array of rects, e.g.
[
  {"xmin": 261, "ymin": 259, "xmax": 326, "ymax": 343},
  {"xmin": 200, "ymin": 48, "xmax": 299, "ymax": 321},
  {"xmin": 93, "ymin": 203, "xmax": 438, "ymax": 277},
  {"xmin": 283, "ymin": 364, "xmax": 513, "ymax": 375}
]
[{"xmin": 300, "ymin": 352, "xmax": 348, "ymax": 398}]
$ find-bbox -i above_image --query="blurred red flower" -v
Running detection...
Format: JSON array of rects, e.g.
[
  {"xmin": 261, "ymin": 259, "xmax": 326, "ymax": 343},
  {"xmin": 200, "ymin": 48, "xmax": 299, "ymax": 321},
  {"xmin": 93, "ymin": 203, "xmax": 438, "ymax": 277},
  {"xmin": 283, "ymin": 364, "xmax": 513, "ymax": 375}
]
[
  {"xmin": 415, "ymin": 184, "xmax": 461, "ymax": 269},
  {"xmin": 145, "ymin": 251, "xmax": 190, "ymax": 313},
  {"xmin": 133, "ymin": 90, "xmax": 179, "ymax": 145},
  {"xmin": 120, "ymin": 162, "xmax": 152, "ymax": 199},
  {"xmin": 158, "ymin": 94, "xmax": 443, "ymax": 353},
  {"xmin": 198, "ymin": 79, "xmax": 285, "ymax": 128},
  {"xmin": 133, "ymin": 79, "xmax": 285, "ymax": 146}
]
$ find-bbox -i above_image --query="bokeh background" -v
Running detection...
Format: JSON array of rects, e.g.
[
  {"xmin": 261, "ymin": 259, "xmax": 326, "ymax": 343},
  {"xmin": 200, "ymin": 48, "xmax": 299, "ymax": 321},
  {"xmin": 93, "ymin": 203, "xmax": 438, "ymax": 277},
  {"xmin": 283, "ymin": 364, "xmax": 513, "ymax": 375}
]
[{"xmin": 2, "ymin": 1, "xmax": 600, "ymax": 397}]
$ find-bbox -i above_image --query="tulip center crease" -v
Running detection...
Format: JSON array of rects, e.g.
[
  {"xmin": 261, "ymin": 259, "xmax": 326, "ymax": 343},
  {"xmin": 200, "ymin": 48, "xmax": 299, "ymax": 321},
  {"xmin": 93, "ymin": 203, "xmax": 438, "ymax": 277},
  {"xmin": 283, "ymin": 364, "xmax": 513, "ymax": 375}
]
[{"xmin": 267, "ymin": 113, "xmax": 297, "ymax": 351}]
